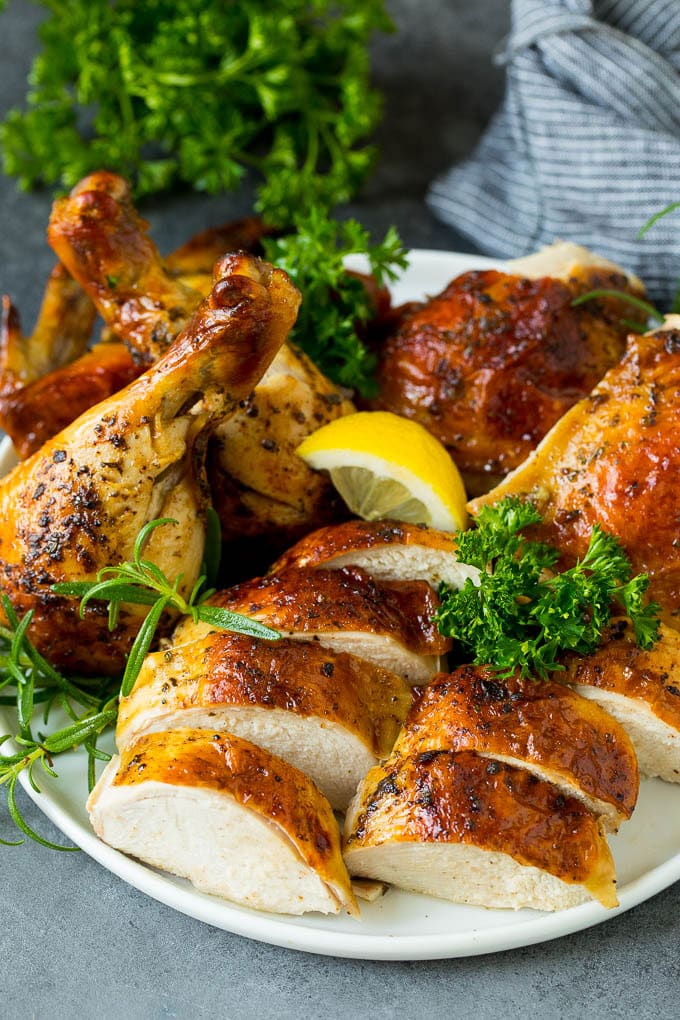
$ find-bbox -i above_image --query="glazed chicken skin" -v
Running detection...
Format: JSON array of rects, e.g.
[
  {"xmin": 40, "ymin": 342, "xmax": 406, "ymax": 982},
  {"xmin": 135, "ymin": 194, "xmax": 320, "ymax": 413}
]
[
  {"xmin": 343, "ymin": 749, "xmax": 617, "ymax": 911},
  {"xmin": 471, "ymin": 318, "xmax": 680, "ymax": 628},
  {"xmin": 270, "ymin": 519, "xmax": 479, "ymax": 591},
  {"xmin": 374, "ymin": 243, "xmax": 644, "ymax": 494},
  {"xmin": 173, "ymin": 567, "xmax": 451, "ymax": 684},
  {"xmin": 394, "ymin": 666, "xmax": 638, "ymax": 830},
  {"xmin": 89, "ymin": 728, "xmax": 358, "ymax": 917},
  {"xmin": 48, "ymin": 172, "xmax": 354, "ymax": 548},
  {"xmin": 48, "ymin": 172, "xmax": 199, "ymax": 363},
  {"xmin": 1, "ymin": 213, "xmax": 270, "ymax": 460},
  {"xmin": 562, "ymin": 619, "xmax": 680, "ymax": 783},
  {"xmin": 0, "ymin": 253, "xmax": 298, "ymax": 674},
  {"xmin": 0, "ymin": 343, "xmax": 141, "ymax": 459},
  {"xmin": 116, "ymin": 632, "xmax": 411, "ymax": 811}
]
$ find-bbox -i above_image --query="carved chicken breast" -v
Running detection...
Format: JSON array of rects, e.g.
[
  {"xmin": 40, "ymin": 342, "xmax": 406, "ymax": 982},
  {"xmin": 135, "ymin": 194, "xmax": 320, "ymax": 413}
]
[
  {"xmin": 470, "ymin": 319, "xmax": 680, "ymax": 628},
  {"xmin": 48, "ymin": 171, "xmax": 353, "ymax": 544},
  {"xmin": 374, "ymin": 243, "xmax": 643, "ymax": 494},
  {"xmin": 394, "ymin": 667, "xmax": 638, "ymax": 830},
  {"xmin": 562, "ymin": 620, "xmax": 680, "ymax": 783},
  {"xmin": 88, "ymin": 729, "xmax": 358, "ymax": 917},
  {"xmin": 343, "ymin": 749, "xmax": 617, "ymax": 911},
  {"xmin": 270, "ymin": 519, "xmax": 479, "ymax": 590},
  {"xmin": 116, "ymin": 633, "xmax": 411, "ymax": 811},
  {"xmin": 0, "ymin": 253, "xmax": 298, "ymax": 674},
  {"xmin": 173, "ymin": 568, "xmax": 452, "ymax": 685}
]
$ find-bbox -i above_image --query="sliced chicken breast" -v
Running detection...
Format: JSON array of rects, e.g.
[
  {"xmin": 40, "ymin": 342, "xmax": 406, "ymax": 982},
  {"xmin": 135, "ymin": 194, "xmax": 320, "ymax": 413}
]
[
  {"xmin": 343, "ymin": 750, "xmax": 617, "ymax": 911},
  {"xmin": 563, "ymin": 620, "xmax": 680, "ymax": 783},
  {"xmin": 116, "ymin": 634, "xmax": 411, "ymax": 810},
  {"xmin": 269, "ymin": 519, "xmax": 479, "ymax": 591},
  {"xmin": 88, "ymin": 729, "xmax": 358, "ymax": 917},
  {"xmin": 395, "ymin": 667, "xmax": 638, "ymax": 830},
  {"xmin": 173, "ymin": 568, "xmax": 452, "ymax": 685}
]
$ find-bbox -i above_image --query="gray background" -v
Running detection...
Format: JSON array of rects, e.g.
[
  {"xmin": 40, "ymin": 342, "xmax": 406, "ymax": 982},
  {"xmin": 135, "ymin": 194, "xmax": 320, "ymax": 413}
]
[{"xmin": 0, "ymin": 3, "xmax": 678, "ymax": 1018}]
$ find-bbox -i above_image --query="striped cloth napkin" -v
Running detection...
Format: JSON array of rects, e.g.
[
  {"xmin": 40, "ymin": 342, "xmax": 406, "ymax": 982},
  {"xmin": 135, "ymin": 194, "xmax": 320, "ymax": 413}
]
[{"xmin": 428, "ymin": 0, "xmax": 680, "ymax": 303}]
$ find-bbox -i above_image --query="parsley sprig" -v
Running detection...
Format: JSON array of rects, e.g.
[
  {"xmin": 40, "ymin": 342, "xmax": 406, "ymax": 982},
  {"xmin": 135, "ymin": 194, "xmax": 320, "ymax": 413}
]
[
  {"xmin": 434, "ymin": 498, "xmax": 660, "ymax": 679},
  {"xmin": 0, "ymin": 514, "xmax": 278, "ymax": 848},
  {"xmin": 0, "ymin": 0, "xmax": 391, "ymax": 225},
  {"xmin": 264, "ymin": 210, "xmax": 408, "ymax": 394}
]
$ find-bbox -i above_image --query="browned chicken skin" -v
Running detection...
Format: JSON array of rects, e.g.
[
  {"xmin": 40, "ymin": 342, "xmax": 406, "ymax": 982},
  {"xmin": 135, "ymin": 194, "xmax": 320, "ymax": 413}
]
[
  {"xmin": 1, "ymin": 343, "xmax": 141, "ymax": 459},
  {"xmin": 471, "ymin": 321, "xmax": 680, "ymax": 628},
  {"xmin": 48, "ymin": 172, "xmax": 199, "ymax": 362},
  {"xmin": 45, "ymin": 172, "xmax": 353, "ymax": 549},
  {"xmin": 343, "ymin": 749, "xmax": 617, "ymax": 909},
  {"xmin": 0, "ymin": 253, "xmax": 298, "ymax": 674},
  {"xmin": 0, "ymin": 263, "xmax": 96, "ymax": 393},
  {"xmin": 374, "ymin": 266, "xmax": 643, "ymax": 494},
  {"xmin": 396, "ymin": 666, "xmax": 638, "ymax": 829}
]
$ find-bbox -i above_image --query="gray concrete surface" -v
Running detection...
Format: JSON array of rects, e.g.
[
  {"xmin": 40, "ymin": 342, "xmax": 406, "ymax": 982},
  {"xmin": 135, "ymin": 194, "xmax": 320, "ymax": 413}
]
[{"xmin": 0, "ymin": 2, "xmax": 678, "ymax": 1017}]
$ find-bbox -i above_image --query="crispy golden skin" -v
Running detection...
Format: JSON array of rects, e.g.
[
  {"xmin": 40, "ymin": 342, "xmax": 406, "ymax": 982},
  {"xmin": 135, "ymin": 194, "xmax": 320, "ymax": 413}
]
[
  {"xmin": 373, "ymin": 268, "xmax": 641, "ymax": 493},
  {"xmin": 182, "ymin": 567, "xmax": 451, "ymax": 657},
  {"xmin": 470, "ymin": 323, "xmax": 680, "ymax": 627},
  {"xmin": 0, "ymin": 264, "xmax": 96, "ymax": 393},
  {"xmin": 563, "ymin": 620, "xmax": 680, "ymax": 737},
  {"xmin": 48, "ymin": 172, "xmax": 199, "ymax": 362},
  {"xmin": 395, "ymin": 666, "xmax": 638, "ymax": 828},
  {"xmin": 0, "ymin": 342, "xmax": 141, "ymax": 459},
  {"xmin": 45, "ymin": 172, "xmax": 353, "ymax": 546},
  {"xmin": 270, "ymin": 519, "xmax": 461, "ymax": 574},
  {"xmin": 98, "ymin": 728, "xmax": 358, "ymax": 916},
  {"xmin": 0, "ymin": 253, "xmax": 298, "ymax": 674},
  {"xmin": 117, "ymin": 632, "xmax": 410, "ymax": 755},
  {"xmin": 165, "ymin": 216, "xmax": 271, "ymax": 294},
  {"xmin": 343, "ymin": 749, "xmax": 617, "ymax": 908}
]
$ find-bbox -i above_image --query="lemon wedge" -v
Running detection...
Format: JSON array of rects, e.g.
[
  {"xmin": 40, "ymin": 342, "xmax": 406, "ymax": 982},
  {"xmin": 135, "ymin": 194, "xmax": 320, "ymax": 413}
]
[{"xmin": 297, "ymin": 411, "xmax": 468, "ymax": 531}]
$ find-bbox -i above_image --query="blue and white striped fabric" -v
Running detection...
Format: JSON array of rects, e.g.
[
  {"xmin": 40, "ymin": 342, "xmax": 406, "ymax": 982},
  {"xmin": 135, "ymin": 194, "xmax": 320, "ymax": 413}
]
[{"xmin": 428, "ymin": 0, "xmax": 680, "ymax": 303}]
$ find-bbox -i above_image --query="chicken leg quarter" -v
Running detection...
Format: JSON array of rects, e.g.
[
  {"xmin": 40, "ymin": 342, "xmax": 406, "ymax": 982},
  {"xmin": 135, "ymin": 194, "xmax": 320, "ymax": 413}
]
[{"xmin": 0, "ymin": 253, "xmax": 299, "ymax": 674}]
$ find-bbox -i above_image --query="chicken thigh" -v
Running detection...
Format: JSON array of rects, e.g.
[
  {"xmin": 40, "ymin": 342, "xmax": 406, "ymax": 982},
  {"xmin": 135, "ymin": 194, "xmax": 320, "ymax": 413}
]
[{"xmin": 0, "ymin": 252, "xmax": 298, "ymax": 674}]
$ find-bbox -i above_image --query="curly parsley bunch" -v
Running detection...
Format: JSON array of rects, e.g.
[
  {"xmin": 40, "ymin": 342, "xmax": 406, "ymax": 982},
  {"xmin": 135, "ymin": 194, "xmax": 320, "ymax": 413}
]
[{"xmin": 0, "ymin": 0, "xmax": 391, "ymax": 224}]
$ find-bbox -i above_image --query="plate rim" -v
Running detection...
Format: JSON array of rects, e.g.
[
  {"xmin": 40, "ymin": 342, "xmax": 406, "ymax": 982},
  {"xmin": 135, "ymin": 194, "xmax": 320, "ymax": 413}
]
[{"xmin": 3, "ymin": 246, "xmax": 679, "ymax": 960}]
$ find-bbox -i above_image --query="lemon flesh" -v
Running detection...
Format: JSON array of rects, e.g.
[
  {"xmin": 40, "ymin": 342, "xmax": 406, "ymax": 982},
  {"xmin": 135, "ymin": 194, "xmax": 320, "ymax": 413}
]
[{"xmin": 297, "ymin": 411, "xmax": 468, "ymax": 532}]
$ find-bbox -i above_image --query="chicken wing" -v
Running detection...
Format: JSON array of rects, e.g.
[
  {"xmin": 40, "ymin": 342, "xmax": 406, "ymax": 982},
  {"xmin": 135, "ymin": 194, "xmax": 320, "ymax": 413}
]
[
  {"xmin": 0, "ymin": 253, "xmax": 298, "ymax": 674},
  {"xmin": 373, "ymin": 243, "xmax": 644, "ymax": 494},
  {"xmin": 470, "ymin": 318, "xmax": 680, "ymax": 628},
  {"xmin": 47, "ymin": 172, "xmax": 353, "ymax": 550},
  {"xmin": 0, "ymin": 263, "xmax": 97, "ymax": 395},
  {"xmin": 48, "ymin": 172, "xmax": 200, "ymax": 362}
]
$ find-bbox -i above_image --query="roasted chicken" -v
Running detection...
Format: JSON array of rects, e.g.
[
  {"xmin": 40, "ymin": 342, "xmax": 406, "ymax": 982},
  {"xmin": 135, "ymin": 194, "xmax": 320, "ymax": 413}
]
[
  {"xmin": 48, "ymin": 172, "xmax": 354, "ymax": 549},
  {"xmin": 373, "ymin": 242, "xmax": 644, "ymax": 494},
  {"xmin": 394, "ymin": 666, "xmax": 638, "ymax": 830},
  {"xmin": 343, "ymin": 749, "xmax": 617, "ymax": 911},
  {"xmin": 0, "ymin": 252, "xmax": 298, "ymax": 674},
  {"xmin": 172, "ymin": 567, "xmax": 451, "ymax": 685},
  {"xmin": 470, "ymin": 318, "xmax": 680, "ymax": 628},
  {"xmin": 116, "ymin": 632, "xmax": 411, "ymax": 811},
  {"xmin": 88, "ymin": 729, "xmax": 358, "ymax": 916},
  {"xmin": 562, "ymin": 619, "xmax": 680, "ymax": 783},
  {"xmin": 270, "ymin": 519, "xmax": 479, "ymax": 591}
]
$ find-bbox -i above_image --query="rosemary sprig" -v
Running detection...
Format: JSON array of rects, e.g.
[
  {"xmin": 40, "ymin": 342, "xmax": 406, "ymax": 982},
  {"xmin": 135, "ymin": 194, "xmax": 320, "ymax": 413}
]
[
  {"xmin": 571, "ymin": 288, "xmax": 664, "ymax": 332},
  {"xmin": 53, "ymin": 517, "xmax": 279, "ymax": 696},
  {"xmin": 0, "ymin": 514, "xmax": 278, "ymax": 849}
]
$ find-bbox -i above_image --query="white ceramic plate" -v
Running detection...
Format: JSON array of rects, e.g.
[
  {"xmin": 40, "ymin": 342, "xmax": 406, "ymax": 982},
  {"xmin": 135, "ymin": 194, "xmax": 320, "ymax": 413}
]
[{"xmin": 1, "ymin": 249, "xmax": 679, "ymax": 961}]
